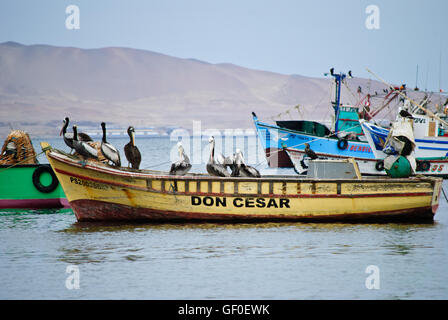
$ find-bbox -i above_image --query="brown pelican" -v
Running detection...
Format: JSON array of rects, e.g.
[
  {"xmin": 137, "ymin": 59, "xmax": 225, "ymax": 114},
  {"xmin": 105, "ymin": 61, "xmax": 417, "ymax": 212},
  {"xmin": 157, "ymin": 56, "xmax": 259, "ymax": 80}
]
[
  {"xmin": 101, "ymin": 122, "xmax": 121, "ymax": 167},
  {"xmin": 72, "ymin": 125, "xmax": 98, "ymax": 159},
  {"xmin": 234, "ymin": 149, "xmax": 261, "ymax": 178},
  {"xmin": 206, "ymin": 136, "xmax": 230, "ymax": 177},
  {"xmin": 60, "ymin": 117, "xmax": 92, "ymax": 152},
  {"xmin": 170, "ymin": 142, "xmax": 192, "ymax": 176},
  {"xmin": 124, "ymin": 126, "xmax": 141, "ymax": 169}
]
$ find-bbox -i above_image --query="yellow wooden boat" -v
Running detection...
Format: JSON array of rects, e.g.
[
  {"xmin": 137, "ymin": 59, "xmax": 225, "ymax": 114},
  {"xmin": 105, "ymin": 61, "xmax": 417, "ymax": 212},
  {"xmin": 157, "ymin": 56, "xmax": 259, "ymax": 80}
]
[{"xmin": 41, "ymin": 142, "xmax": 443, "ymax": 223}]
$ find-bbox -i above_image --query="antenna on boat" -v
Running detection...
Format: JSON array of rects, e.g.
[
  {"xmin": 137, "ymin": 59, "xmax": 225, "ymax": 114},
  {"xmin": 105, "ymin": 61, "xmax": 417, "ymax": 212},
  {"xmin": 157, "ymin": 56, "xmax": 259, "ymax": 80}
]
[
  {"xmin": 366, "ymin": 67, "xmax": 448, "ymax": 127},
  {"xmin": 415, "ymin": 64, "xmax": 419, "ymax": 91},
  {"xmin": 324, "ymin": 68, "xmax": 352, "ymax": 133}
]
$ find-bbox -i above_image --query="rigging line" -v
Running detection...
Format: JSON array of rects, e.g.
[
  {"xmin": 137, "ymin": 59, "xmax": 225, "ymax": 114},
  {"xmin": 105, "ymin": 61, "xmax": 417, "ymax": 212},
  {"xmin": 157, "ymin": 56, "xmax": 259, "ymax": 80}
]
[
  {"xmin": 142, "ymin": 160, "xmax": 172, "ymax": 169},
  {"xmin": 0, "ymin": 149, "xmax": 45, "ymax": 174}
]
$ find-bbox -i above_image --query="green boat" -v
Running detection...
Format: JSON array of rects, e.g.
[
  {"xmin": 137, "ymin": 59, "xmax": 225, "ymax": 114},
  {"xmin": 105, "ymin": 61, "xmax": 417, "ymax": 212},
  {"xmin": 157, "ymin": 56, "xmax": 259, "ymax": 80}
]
[
  {"xmin": 0, "ymin": 164, "xmax": 68, "ymax": 209},
  {"xmin": 0, "ymin": 129, "xmax": 68, "ymax": 209}
]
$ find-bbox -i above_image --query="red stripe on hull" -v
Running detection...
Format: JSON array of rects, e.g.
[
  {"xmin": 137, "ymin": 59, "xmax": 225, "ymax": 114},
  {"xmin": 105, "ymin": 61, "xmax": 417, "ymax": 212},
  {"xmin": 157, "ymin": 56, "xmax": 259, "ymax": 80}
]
[
  {"xmin": 0, "ymin": 198, "xmax": 66, "ymax": 209},
  {"xmin": 70, "ymin": 199, "xmax": 434, "ymax": 223}
]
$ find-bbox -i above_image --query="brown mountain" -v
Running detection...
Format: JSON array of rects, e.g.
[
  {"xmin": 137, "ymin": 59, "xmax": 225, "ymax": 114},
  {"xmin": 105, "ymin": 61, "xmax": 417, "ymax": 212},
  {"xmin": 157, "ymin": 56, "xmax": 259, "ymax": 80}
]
[{"xmin": 0, "ymin": 41, "xmax": 405, "ymax": 137}]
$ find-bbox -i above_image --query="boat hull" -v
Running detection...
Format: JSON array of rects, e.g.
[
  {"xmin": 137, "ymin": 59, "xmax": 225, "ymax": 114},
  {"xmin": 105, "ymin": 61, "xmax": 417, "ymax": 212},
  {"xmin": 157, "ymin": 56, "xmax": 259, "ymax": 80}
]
[
  {"xmin": 285, "ymin": 147, "xmax": 448, "ymax": 178},
  {"xmin": 252, "ymin": 116, "xmax": 374, "ymax": 168},
  {"xmin": 361, "ymin": 120, "xmax": 448, "ymax": 158},
  {"xmin": 69, "ymin": 198, "xmax": 435, "ymax": 223},
  {"xmin": 0, "ymin": 164, "xmax": 68, "ymax": 209},
  {"xmin": 43, "ymin": 144, "xmax": 442, "ymax": 223}
]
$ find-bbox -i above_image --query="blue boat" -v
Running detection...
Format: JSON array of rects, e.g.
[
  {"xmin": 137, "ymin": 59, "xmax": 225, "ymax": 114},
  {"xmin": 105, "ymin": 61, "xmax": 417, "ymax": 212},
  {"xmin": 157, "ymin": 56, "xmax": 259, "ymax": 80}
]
[{"xmin": 252, "ymin": 70, "xmax": 375, "ymax": 168}]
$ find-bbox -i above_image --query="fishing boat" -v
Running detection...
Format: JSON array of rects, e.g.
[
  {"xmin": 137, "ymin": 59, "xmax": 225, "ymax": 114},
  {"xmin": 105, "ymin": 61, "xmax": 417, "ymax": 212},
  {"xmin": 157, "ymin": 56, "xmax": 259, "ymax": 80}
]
[
  {"xmin": 287, "ymin": 116, "xmax": 448, "ymax": 178},
  {"xmin": 0, "ymin": 164, "xmax": 68, "ymax": 209},
  {"xmin": 360, "ymin": 119, "xmax": 448, "ymax": 178},
  {"xmin": 254, "ymin": 69, "xmax": 448, "ymax": 177},
  {"xmin": 253, "ymin": 70, "xmax": 374, "ymax": 168},
  {"xmin": 0, "ymin": 130, "xmax": 68, "ymax": 209},
  {"xmin": 41, "ymin": 142, "xmax": 442, "ymax": 223}
]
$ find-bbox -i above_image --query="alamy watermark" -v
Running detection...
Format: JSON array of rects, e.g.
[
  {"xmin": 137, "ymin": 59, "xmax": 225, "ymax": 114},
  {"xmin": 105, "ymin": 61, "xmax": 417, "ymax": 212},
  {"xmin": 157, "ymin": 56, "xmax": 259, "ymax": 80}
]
[
  {"xmin": 65, "ymin": 265, "xmax": 80, "ymax": 290},
  {"xmin": 365, "ymin": 265, "xmax": 380, "ymax": 290},
  {"xmin": 169, "ymin": 120, "xmax": 260, "ymax": 165},
  {"xmin": 365, "ymin": 5, "xmax": 380, "ymax": 30},
  {"xmin": 66, "ymin": 5, "xmax": 80, "ymax": 30}
]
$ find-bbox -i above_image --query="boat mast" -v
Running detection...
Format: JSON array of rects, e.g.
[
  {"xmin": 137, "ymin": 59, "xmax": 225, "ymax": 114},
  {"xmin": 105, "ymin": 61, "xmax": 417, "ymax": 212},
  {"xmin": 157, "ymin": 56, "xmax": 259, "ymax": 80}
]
[{"xmin": 329, "ymin": 69, "xmax": 347, "ymax": 134}]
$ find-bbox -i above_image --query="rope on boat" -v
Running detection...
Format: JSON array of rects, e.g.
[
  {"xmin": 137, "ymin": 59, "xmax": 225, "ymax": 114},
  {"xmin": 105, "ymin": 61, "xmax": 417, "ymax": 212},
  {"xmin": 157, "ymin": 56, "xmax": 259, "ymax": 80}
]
[
  {"xmin": 142, "ymin": 160, "xmax": 172, "ymax": 169},
  {"xmin": 441, "ymin": 187, "xmax": 448, "ymax": 203}
]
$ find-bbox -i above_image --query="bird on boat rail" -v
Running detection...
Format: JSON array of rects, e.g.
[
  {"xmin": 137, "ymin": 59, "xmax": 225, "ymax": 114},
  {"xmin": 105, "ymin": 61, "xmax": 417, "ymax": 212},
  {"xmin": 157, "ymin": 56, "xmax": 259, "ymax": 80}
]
[
  {"xmin": 124, "ymin": 126, "xmax": 141, "ymax": 169},
  {"xmin": 169, "ymin": 141, "xmax": 192, "ymax": 176},
  {"xmin": 101, "ymin": 122, "xmax": 121, "ymax": 167},
  {"xmin": 304, "ymin": 143, "xmax": 318, "ymax": 160},
  {"xmin": 207, "ymin": 136, "xmax": 230, "ymax": 177},
  {"xmin": 60, "ymin": 117, "xmax": 93, "ymax": 153},
  {"xmin": 72, "ymin": 125, "xmax": 98, "ymax": 159},
  {"xmin": 233, "ymin": 149, "xmax": 261, "ymax": 178}
]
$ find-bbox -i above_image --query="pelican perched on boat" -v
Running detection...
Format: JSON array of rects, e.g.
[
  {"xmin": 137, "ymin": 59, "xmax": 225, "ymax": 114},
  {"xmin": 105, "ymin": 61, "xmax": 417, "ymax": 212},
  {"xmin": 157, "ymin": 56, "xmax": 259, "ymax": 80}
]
[
  {"xmin": 206, "ymin": 136, "xmax": 230, "ymax": 177},
  {"xmin": 124, "ymin": 126, "xmax": 141, "ymax": 169},
  {"xmin": 234, "ymin": 149, "xmax": 261, "ymax": 178},
  {"xmin": 100, "ymin": 122, "xmax": 121, "ymax": 167},
  {"xmin": 72, "ymin": 125, "xmax": 98, "ymax": 159},
  {"xmin": 59, "ymin": 117, "xmax": 92, "ymax": 152},
  {"xmin": 170, "ymin": 142, "xmax": 192, "ymax": 176}
]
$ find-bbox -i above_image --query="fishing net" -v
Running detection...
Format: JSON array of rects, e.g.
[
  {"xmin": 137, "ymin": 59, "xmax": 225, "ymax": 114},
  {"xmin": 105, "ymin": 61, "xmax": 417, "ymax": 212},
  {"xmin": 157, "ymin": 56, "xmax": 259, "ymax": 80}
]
[{"xmin": 0, "ymin": 130, "xmax": 38, "ymax": 165}]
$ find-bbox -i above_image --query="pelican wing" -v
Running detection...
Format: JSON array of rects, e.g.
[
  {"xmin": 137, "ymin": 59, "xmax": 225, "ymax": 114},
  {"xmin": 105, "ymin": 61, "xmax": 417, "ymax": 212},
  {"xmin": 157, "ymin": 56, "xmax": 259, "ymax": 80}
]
[
  {"xmin": 102, "ymin": 142, "xmax": 121, "ymax": 166},
  {"xmin": 207, "ymin": 163, "xmax": 230, "ymax": 177},
  {"xmin": 215, "ymin": 153, "xmax": 226, "ymax": 165},
  {"xmin": 240, "ymin": 165, "xmax": 261, "ymax": 178}
]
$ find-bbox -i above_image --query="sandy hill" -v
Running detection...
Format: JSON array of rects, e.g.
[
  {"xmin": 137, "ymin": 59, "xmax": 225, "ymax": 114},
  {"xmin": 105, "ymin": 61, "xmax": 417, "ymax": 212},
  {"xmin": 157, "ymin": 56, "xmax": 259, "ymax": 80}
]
[{"xmin": 0, "ymin": 41, "xmax": 414, "ymax": 137}]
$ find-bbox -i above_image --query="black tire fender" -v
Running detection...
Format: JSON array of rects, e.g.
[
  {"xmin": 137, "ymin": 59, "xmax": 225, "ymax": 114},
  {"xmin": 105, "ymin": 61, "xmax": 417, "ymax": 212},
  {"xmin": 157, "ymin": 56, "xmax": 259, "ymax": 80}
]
[
  {"xmin": 32, "ymin": 165, "xmax": 59, "ymax": 193},
  {"xmin": 337, "ymin": 138, "xmax": 348, "ymax": 150},
  {"xmin": 375, "ymin": 160, "xmax": 384, "ymax": 171},
  {"xmin": 417, "ymin": 160, "xmax": 430, "ymax": 172}
]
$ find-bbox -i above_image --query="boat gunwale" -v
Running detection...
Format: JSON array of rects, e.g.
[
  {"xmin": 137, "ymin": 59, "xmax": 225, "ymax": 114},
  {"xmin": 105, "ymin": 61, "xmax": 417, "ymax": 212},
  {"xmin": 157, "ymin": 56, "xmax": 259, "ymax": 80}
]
[
  {"xmin": 47, "ymin": 148, "xmax": 442, "ymax": 185},
  {"xmin": 284, "ymin": 147, "xmax": 448, "ymax": 164},
  {"xmin": 254, "ymin": 119, "xmax": 363, "ymax": 143},
  {"xmin": 0, "ymin": 163, "xmax": 52, "ymax": 169}
]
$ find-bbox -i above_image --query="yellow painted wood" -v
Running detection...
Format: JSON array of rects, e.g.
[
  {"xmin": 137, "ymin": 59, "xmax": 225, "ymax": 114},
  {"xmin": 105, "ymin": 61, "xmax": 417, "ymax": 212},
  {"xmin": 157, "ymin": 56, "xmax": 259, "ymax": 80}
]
[{"xmin": 42, "ymin": 144, "xmax": 442, "ymax": 220}]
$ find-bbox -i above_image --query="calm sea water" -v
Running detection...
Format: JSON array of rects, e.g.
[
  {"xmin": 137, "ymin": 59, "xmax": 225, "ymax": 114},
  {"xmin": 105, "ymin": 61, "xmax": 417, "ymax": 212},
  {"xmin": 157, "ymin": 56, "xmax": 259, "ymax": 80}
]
[{"xmin": 1, "ymin": 137, "xmax": 448, "ymax": 299}]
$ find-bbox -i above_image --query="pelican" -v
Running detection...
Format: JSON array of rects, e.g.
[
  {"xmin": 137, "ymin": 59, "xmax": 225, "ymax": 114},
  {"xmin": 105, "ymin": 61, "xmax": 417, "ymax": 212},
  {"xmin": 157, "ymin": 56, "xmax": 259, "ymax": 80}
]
[
  {"xmin": 59, "ymin": 117, "xmax": 92, "ymax": 152},
  {"xmin": 124, "ymin": 126, "xmax": 141, "ymax": 169},
  {"xmin": 72, "ymin": 125, "xmax": 98, "ymax": 159},
  {"xmin": 214, "ymin": 146, "xmax": 235, "ymax": 173},
  {"xmin": 170, "ymin": 142, "xmax": 192, "ymax": 176},
  {"xmin": 206, "ymin": 136, "xmax": 230, "ymax": 177},
  {"xmin": 100, "ymin": 122, "xmax": 121, "ymax": 166},
  {"xmin": 234, "ymin": 149, "xmax": 261, "ymax": 178}
]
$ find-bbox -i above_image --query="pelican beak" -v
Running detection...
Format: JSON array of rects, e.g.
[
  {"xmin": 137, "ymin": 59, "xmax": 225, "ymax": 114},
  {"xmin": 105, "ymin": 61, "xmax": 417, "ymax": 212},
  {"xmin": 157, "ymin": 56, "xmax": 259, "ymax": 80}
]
[
  {"xmin": 59, "ymin": 126, "xmax": 63, "ymax": 136},
  {"xmin": 131, "ymin": 131, "xmax": 135, "ymax": 147}
]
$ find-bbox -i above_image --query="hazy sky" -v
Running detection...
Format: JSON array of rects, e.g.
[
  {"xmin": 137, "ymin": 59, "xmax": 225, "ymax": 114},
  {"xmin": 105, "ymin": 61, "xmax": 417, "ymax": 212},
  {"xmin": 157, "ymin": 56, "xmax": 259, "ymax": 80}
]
[{"xmin": 1, "ymin": 0, "xmax": 447, "ymax": 91}]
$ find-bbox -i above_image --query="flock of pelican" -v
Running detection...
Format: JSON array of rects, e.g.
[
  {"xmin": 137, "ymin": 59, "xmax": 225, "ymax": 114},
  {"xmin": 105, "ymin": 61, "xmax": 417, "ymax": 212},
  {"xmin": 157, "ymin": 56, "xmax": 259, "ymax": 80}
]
[
  {"xmin": 60, "ymin": 118, "xmax": 260, "ymax": 178},
  {"xmin": 60, "ymin": 117, "xmax": 141, "ymax": 169},
  {"xmin": 171, "ymin": 136, "xmax": 260, "ymax": 178}
]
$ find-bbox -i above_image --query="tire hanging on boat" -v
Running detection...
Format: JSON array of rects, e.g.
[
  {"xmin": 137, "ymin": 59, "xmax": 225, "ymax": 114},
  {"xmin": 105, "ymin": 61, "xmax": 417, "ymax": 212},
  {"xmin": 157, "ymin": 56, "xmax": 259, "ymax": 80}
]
[
  {"xmin": 416, "ymin": 160, "xmax": 430, "ymax": 172},
  {"xmin": 32, "ymin": 165, "xmax": 59, "ymax": 193},
  {"xmin": 337, "ymin": 138, "xmax": 348, "ymax": 150},
  {"xmin": 375, "ymin": 160, "xmax": 384, "ymax": 171}
]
